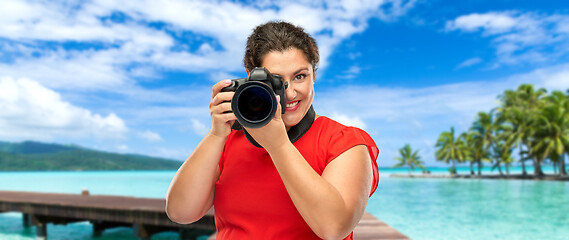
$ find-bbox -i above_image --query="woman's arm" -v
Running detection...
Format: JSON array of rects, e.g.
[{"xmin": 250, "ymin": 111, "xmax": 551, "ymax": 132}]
[
  {"xmin": 245, "ymin": 103, "xmax": 374, "ymax": 240},
  {"xmin": 165, "ymin": 133, "xmax": 224, "ymax": 224},
  {"xmin": 269, "ymin": 143, "xmax": 373, "ymax": 240},
  {"xmin": 165, "ymin": 80, "xmax": 236, "ymax": 224}
]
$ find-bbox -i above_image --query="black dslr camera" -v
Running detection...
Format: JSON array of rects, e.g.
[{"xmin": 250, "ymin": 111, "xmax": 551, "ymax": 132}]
[{"xmin": 221, "ymin": 67, "xmax": 288, "ymax": 128}]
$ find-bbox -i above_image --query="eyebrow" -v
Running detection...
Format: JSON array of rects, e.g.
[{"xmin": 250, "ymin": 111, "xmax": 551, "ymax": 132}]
[{"xmin": 293, "ymin": 68, "xmax": 310, "ymax": 75}]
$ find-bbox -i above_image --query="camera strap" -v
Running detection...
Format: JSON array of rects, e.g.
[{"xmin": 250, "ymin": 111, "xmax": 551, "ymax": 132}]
[{"xmin": 233, "ymin": 105, "xmax": 316, "ymax": 148}]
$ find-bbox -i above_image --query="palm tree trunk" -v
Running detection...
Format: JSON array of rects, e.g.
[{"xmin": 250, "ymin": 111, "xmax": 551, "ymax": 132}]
[
  {"xmin": 477, "ymin": 160, "xmax": 482, "ymax": 176},
  {"xmin": 560, "ymin": 154, "xmax": 567, "ymax": 176},
  {"xmin": 452, "ymin": 159, "xmax": 457, "ymax": 175},
  {"xmin": 496, "ymin": 162, "xmax": 503, "ymax": 176},
  {"xmin": 520, "ymin": 145, "xmax": 527, "ymax": 175},
  {"xmin": 533, "ymin": 157, "xmax": 544, "ymax": 177},
  {"xmin": 470, "ymin": 162, "xmax": 474, "ymax": 175}
]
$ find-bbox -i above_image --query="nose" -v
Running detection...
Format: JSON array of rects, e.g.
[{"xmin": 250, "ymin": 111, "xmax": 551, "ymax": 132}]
[{"xmin": 285, "ymin": 80, "xmax": 296, "ymax": 101}]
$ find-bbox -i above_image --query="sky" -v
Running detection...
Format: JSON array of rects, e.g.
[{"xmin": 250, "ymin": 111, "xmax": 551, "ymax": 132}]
[{"xmin": 1, "ymin": 0, "xmax": 568, "ymax": 167}]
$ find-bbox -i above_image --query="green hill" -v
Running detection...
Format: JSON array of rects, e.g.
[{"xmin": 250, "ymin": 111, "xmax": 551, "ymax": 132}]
[{"xmin": 0, "ymin": 141, "xmax": 182, "ymax": 171}]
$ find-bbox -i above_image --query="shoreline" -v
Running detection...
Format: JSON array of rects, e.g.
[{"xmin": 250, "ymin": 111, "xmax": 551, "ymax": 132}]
[{"xmin": 390, "ymin": 173, "xmax": 569, "ymax": 181}]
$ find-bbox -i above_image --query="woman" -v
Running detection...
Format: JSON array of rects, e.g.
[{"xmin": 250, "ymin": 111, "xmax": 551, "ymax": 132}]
[{"xmin": 166, "ymin": 21, "xmax": 379, "ymax": 240}]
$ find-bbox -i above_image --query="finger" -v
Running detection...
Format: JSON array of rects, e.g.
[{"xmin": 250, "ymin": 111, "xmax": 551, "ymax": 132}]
[
  {"xmin": 211, "ymin": 92, "xmax": 234, "ymax": 107},
  {"xmin": 211, "ymin": 101, "xmax": 233, "ymax": 115},
  {"xmin": 221, "ymin": 112, "xmax": 237, "ymax": 125},
  {"xmin": 273, "ymin": 95, "xmax": 281, "ymax": 120},
  {"xmin": 212, "ymin": 111, "xmax": 237, "ymax": 125},
  {"xmin": 211, "ymin": 79, "xmax": 233, "ymax": 99}
]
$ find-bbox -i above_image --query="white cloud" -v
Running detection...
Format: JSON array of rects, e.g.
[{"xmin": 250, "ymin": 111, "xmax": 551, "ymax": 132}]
[
  {"xmin": 152, "ymin": 147, "xmax": 188, "ymax": 161},
  {"xmin": 515, "ymin": 63, "xmax": 569, "ymax": 91},
  {"xmin": 0, "ymin": 0, "xmax": 419, "ymax": 92},
  {"xmin": 191, "ymin": 119, "xmax": 209, "ymax": 136},
  {"xmin": 446, "ymin": 11, "xmax": 569, "ymax": 67},
  {"xmin": 117, "ymin": 144, "xmax": 129, "ymax": 151},
  {"xmin": 209, "ymin": 71, "xmax": 240, "ymax": 83},
  {"xmin": 346, "ymin": 65, "xmax": 362, "ymax": 74},
  {"xmin": 456, "ymin": 57, "xmax": 483, "ymax": 69},
  {"xmin": 0, "ymin": 49, "xmax": 130, "ymax": 90},
  {"xmin": 0, "ymin": 77, "xmax": 127, "ymax": 141},
  {"xmin": 138, "ymin": 130, "xmax": 163, "ymax": 142},
  {"xmin": 329, "ymin": 113, "xmax": 367, "ymax": 129},
  {"xmin": 315, "ymin": 63, "xmax": 569, "ymax": 166},
  {"xmin": 446, "ymin": 12, "xmax": 517, "ymax": 34},
  {"xmin": 542, "ymin": 71, "xmax": 569, "ymax": 90},
  {"xmin": 336, "ymin": 65, "xmax": 363, "ymax": 79},
  {"xmin": 0, "ymin": 0, "xmax": 421, "ymax": 151}
]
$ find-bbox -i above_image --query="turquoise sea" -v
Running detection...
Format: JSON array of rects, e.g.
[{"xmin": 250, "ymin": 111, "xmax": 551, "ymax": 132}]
[{"xmin": 1, "ymin": 167, "xmax": 568, "ymax": 240}]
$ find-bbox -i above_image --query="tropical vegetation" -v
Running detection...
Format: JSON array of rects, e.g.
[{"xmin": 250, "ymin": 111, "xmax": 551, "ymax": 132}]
[
  {"xmin": 0, "ymin": 141, "xmax": 182, "ymax": 171},
  {"xmin": 393, "ymin": 144, "xmax": 426, "ymax": 175},
  {"xmin": 433, "ymin": 84, "xmax": 568, "ymax": 178},
  {"xmin": 434, "ymin": 127, "xmax": 465, "ymax": 175}
]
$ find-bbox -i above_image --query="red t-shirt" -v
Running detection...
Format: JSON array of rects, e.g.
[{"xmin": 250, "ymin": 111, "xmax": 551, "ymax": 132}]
[{"xmin": 214, "ymin": 116, "xmax": 380, "ymax": 239}]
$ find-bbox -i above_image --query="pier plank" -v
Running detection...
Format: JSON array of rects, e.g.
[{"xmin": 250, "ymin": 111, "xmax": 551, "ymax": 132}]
[
  {"xmin": 0, "ymin": 190, "xmax": 215, "ymax": 239},
  {"xmin": 0, "ymin": 191, "xmax": 409, "ymax": 239},
  {"xmin": 353, "ymin": 213, "xmax": 410, "ymax": 240}
]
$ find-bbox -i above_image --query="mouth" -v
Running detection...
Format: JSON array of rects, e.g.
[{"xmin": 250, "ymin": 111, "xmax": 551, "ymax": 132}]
[{"xmin": 286, "ymin": 100, "xmax": 300, "ymax": 111}]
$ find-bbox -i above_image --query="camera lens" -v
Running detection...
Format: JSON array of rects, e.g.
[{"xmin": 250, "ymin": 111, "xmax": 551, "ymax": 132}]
[{"xmin": 237, "ymin": 85, "xmax": 273, "ymax": 123}]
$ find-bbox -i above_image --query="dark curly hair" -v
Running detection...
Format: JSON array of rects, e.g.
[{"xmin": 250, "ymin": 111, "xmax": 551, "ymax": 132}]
[{"xmin": 244, "ymin": 21, "xmax": 319, "ymax": 73}]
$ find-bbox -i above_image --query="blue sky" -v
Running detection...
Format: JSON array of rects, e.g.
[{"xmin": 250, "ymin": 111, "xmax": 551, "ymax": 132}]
[{"xmin": 0, "ymin": 0, "xmax": 568, "ymax": 167}]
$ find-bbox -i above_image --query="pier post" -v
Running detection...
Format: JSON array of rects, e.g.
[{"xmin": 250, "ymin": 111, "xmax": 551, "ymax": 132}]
[
  {"xmin": 22, "ymin": 213, "xmax": 33, "ymax": 227},
  {"xmin": 133, "ymin": 223, "xmax": 151, "ymax": 240},
  {"xmin": 92, "ymin": 221, "xmax": 131, "ymax": 236},
  {"xmin": 92, "ymin": 221, "xmax": 105, "ymax": 237},
  {"xmin": 179, "ymin": 229, "xmax": 198, "ymax": 240},
  {"xmin": 1, "ymin": 191, "xmax": 220, "ymax": 240},
  {"xmin": 36, "ymin": 222, "xmax": 47, "ymax": 240}
]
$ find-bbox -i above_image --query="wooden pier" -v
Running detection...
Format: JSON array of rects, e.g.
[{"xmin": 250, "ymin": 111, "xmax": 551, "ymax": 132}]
[{"xmin": 0, "ymin": 190, "xmax": 409, "ymax": 240}]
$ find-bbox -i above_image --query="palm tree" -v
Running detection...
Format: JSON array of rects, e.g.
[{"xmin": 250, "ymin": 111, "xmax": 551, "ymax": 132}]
[
  {"xmin": 435, "ymin": 127, "xmax": 466, "ymax": 175},
  {"xmin": 553, "ymin": 91, "xmax": 569, "ymax": 176},
  {"xmin": 494, "ymin": 129, "xmax": 515, "ymax": 176},
  {"xmin": 497, "ymin": 89, "xmax": 528, "ymax": 175},
  {"xmin": 470, "ymin": 111, "xmax": 498, "ymax": 174},
  {"xmin": 460, "ymin": 132, "xmax": 476, "ymax": 175},
  {"xmin": 516, "ymin": 84, "xmax": 547, "ymax": 177},
  {"xmin": 393, "ymin": 144, "xmax": 425, "ymax": 175},
  {"xmin": 464, "ymin": 130, "xmax": 490, "ymax": 176},
  {"xmin": 532, "ymin": 91, "xmax": 569, "ymax": 176},
  {"xmin": 496, "ymin": 141, "xmax": 515, "ymax": 175}
]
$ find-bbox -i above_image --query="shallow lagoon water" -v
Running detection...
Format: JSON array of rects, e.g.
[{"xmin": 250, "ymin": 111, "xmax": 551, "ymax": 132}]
[
  {"xmin": 369, "ymin": 175, "xmax": 569, "ymax": 240},
  {"xmin": 1, "ymin": 168, "xmax": 568, "ymax": 239}
]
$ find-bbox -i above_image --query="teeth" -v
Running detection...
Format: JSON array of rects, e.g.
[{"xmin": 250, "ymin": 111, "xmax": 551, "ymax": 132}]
[{"xmin": 286, "ymin": 101, "xmax": 299, "ymax": 108}]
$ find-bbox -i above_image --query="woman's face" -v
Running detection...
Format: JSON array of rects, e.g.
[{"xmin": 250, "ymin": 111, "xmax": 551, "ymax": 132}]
[{"xmin": 260, "ymin": 47, "xmax": 315, "ymax": 130}]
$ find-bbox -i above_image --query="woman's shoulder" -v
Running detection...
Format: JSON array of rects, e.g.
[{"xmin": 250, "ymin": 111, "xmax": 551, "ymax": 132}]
[
  {"xmin": 319, "ymin": 115, "xmax": 375, "ymax": 143},
  {"xmin": 314, "ymin": 116, "xmax": 347, "ymax": 130},
  {"xmin": 313, "ymin": 116, "xmax": 365, "ymax": 135},
  {"xmin": 310, "ymin": 116, "xmax": 374, "ymax": 147},
  {"xmin": 311, "ymin": 115, "xmax": 379, "ymax": 175}
]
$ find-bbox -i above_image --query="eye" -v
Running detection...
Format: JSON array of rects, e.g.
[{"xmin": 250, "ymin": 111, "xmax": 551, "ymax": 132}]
[{"xmin": 294, "ymin": 74, "xmax": 306, "ymax": 81}]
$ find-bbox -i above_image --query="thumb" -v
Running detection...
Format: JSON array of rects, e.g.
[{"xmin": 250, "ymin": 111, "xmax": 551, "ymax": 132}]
[{"xmin": 274, "ymin": 95, "xmax": 282, "ymax": 120}]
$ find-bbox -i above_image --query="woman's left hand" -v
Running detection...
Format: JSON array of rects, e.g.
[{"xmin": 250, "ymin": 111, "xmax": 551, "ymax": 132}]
[{"xmin": 243, "ymin": 95, "xmax": 290, "ymax": 151}]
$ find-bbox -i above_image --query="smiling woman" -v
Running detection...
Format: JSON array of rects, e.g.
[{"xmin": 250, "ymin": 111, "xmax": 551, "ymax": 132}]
[
  {"xmin": 166, "ymin": 21, "xmax": 380, "ymax": 240},
  {"xmin": 261, "ymin": 48, "xmax": 315, "ymax": 130}
]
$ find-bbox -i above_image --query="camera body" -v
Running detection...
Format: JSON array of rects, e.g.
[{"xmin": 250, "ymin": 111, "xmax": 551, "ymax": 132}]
[{"xmin": 221, "ymin": 67, "xmax": 288, "ymax": 128}]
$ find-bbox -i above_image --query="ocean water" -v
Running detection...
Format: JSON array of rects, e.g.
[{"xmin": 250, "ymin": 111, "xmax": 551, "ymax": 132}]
[{"xmin": 0, "ymin": 169, "xmax": 568, "ymax": 240}]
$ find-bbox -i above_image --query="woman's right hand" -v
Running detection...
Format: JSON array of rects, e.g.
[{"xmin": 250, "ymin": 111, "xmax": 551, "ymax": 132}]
[
  {"xmin": 167, "ymin": 79, "xmax": 232, "ymax": 224},
  {"xmin": 209, "ymin": 79, "xmax": 237, "ymax": 138}
]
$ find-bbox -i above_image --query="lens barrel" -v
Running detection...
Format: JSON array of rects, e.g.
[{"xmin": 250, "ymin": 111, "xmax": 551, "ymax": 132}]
[{"xmin": 232, "ymin": 81, "xmax": 277, "ymax": 128}]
